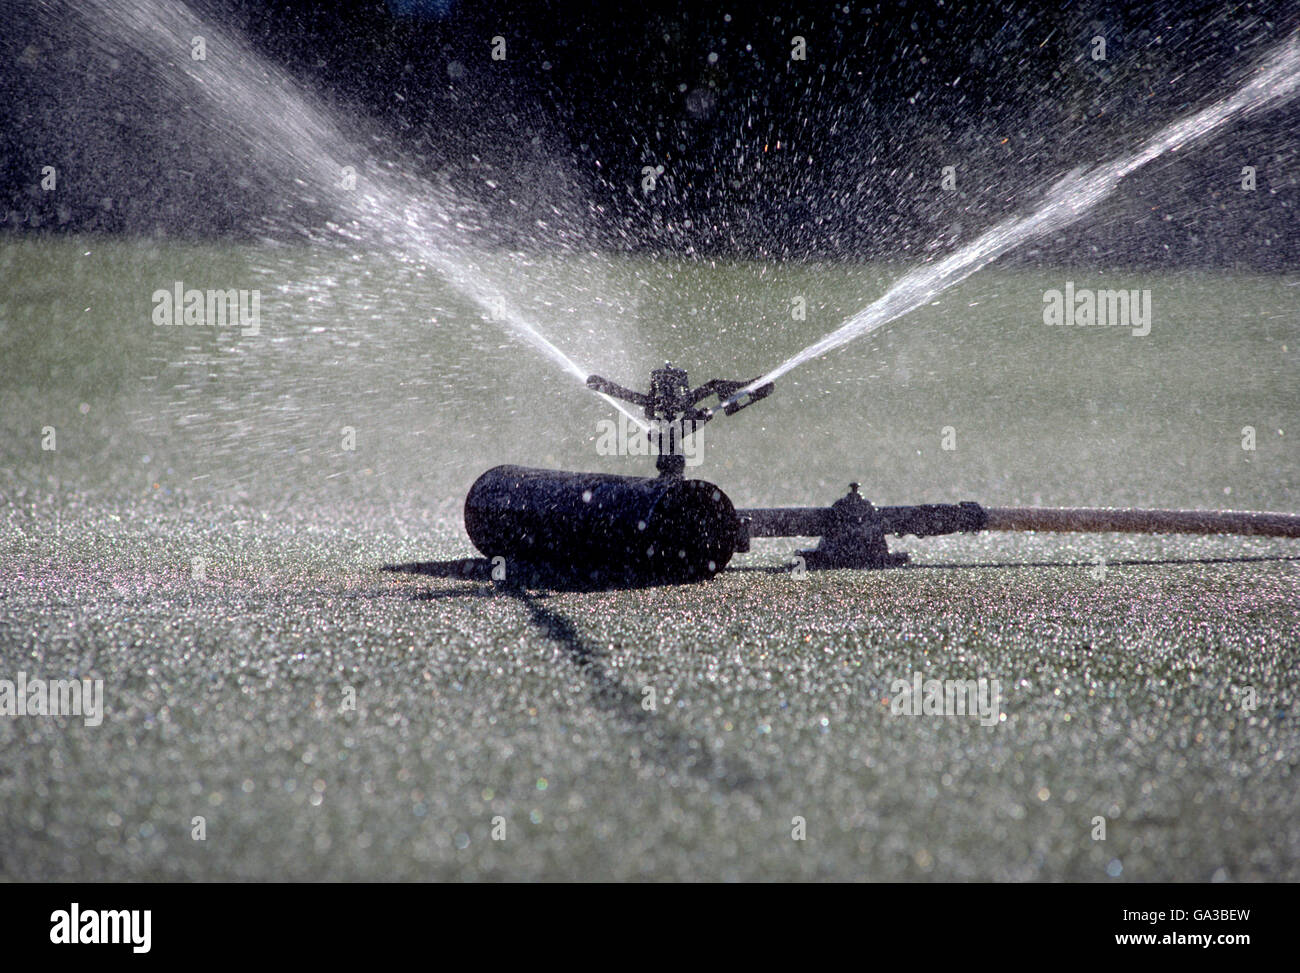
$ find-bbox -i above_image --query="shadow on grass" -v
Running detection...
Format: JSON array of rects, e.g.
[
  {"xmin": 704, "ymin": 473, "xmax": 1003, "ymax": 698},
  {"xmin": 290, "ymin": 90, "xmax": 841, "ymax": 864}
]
[
  {"xmin": 381, "ymin": 558, "xmax": 760, "ymax": 793},
  {"xmin": 381, "ymin": 558, "xmax": 710, "ymax": 592},
  {"xmin": 384, "ymin": 552, "xmax": 1300, "ymax": 587}
]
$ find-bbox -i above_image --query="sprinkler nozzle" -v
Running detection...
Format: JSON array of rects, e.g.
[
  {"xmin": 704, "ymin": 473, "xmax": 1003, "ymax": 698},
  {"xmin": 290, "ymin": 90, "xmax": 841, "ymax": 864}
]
[{"xmin": 586, "ymin": 365, "xmax": 774, "ymax": 475}]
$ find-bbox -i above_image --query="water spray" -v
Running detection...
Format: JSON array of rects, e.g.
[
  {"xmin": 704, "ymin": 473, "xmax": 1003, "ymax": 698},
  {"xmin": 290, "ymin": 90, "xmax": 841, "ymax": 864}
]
[
  {"xmin": 77, "ymin": 0, "xmax": 644, "ymax": 431},
  {"xmin": 462, "ymin": 38, "xmax": 1300, "ymax": 584},
  {"xmin": 83, "ymin": 1, "xmax": 1299, "ymax": 584},
  {"xmin": 465, "ymin": 40, "xmax": 1300, "ymax": 574},
  {"xmin": 722, "ymin": 37, "xmax": 1300, "ymax": 407}
]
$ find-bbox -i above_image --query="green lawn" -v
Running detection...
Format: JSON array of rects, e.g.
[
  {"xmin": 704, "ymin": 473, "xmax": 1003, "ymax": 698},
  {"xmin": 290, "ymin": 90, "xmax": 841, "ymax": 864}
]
[{"xmin": 1, "ymin": 236, "xmax": 1297, "ymax": 879}]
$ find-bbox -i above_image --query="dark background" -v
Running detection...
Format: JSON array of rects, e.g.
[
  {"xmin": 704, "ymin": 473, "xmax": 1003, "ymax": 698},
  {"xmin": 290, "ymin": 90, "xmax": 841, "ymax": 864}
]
[{"xmin": 2, "ymin": 0, "xmax": 1298, "ymax": 268}]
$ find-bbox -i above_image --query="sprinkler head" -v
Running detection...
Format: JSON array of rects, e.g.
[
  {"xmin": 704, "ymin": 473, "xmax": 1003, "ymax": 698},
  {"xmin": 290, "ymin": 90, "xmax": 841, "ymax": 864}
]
[
  {"xmin": 586, "ymin": 364, "xmax": 774, "ymax": 476},
  {"xmin": 647, "ymin": 363, "xmax": 693, "ymax": 423}
]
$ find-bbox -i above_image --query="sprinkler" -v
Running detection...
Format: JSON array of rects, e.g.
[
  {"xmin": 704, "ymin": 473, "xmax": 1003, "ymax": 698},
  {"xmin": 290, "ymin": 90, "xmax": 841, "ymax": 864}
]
[
  {"xmin": 464, "ymin": 364, "xmax": 770, "ymax": 581},
  {"xmin": 463, "ymin": 363, "xmax": 1300, "ymax": 584},
  {"xmin": 585, "ymin": 363, "xmax": 772, "ymax": 477}
]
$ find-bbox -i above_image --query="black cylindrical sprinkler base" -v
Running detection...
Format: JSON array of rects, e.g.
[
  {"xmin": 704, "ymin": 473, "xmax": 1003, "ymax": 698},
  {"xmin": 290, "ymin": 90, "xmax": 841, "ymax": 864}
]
[{"xmin": 464, "ymin": 465, "xmax": 739, "ymax": 584}]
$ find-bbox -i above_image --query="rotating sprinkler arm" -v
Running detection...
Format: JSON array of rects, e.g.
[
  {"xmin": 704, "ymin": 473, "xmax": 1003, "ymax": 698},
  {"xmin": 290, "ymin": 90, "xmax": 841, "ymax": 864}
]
[
  {"xmin": 586, "ymin": 366, "xmax": 774, "ymax": 422},
  {"xmin": 687, "ymin": 378, "xmax": 775, "ymax": 416},
  {"xmin": 584, "ymin": 374, "xmax": 650, "ymax": 409},
  {"xmin": 586, "ymin": 363, "xmax": 775, "ymax": 478}
]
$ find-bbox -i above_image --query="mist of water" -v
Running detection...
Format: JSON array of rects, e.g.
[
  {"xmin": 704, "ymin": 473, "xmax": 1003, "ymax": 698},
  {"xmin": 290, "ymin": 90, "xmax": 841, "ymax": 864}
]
[
  {"xmin": 76, "ymin": 0, "xmax": 649, "ymax": 429},
  {"xmin": 724, "ymin": 37, "xmax": 1300, "ymax": 409}
]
